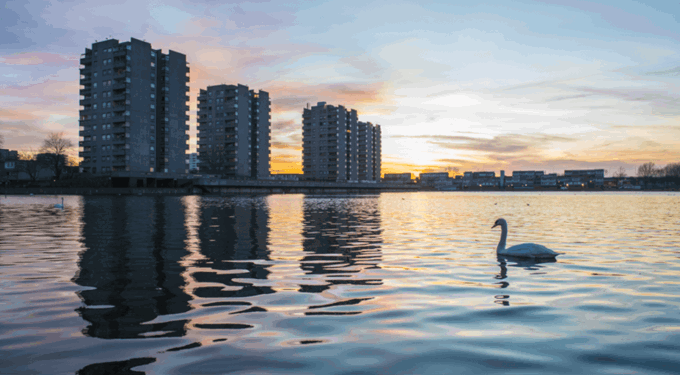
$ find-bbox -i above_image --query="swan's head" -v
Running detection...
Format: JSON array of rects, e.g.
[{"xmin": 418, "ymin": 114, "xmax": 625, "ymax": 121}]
[{"xmin": 492, "ymin": 218, "xmax": 507, "ymax": 228}]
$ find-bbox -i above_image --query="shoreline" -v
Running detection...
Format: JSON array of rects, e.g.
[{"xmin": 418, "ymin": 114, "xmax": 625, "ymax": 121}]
[{"xmin": 0, "ymin": 187, "xmax": 677, "ymax": 196}]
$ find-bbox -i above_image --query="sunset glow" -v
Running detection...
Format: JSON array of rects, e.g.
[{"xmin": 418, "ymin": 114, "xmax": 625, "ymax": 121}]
[{"xmin": 2, "ymin": 1, "xmax": 679, "ymax": 176}]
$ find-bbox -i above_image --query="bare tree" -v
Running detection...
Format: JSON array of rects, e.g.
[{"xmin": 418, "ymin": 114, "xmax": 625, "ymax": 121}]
[
  {"xmin": 40, "ymin": 132, "xmax": 74, "ymax": 180},
  {"xmin": 637, "ymin": 162, "xmax": 656, "ymax": 178},
  {"xmin": 612, "ymin": 166, "xmax": 627, "ymax": 178},
  {"xmin": 444, "ymin": 166, "xmax": 459, "ymax": 177},
  {"xmin": 64, "ymin": 156, "xmax": 80, "ymax": 179},
  {"xmin": 663, "ymin": 162, "xmax": 680, "ymax": 177},
  {"xmin": 17, "ymin": 151, "xmax": 42, "ymax": 183}
]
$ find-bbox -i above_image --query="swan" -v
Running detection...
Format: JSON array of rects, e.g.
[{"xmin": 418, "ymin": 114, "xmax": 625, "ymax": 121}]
[
  {"xmin": 492, "ymin": 218, "xmax": 560, "ymax": 259},
  {"xmin": 54, "ymin": 197, "xmax": 64, "ymax": 209}
]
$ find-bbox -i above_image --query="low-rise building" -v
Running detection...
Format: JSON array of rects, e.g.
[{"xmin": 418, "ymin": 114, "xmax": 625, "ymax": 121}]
[
  {"xmin": 564, "ymin": 169, "xmax": 604, "ymax": 186},
  {"xmin": 419, "ymin": 172, "xmax": 452, "ymax": 188},
  {"xmin": 541, "ymin": 173, "xmax": 558, "ymax": 187},
  {"xmin": 383, "ymin": 173, "xmax": 413, "ymax": 183},
  {"xmin": 463, "ymin": 171, "xmax": 496, "ymax": 188},
  {"xmin": 510, "ymin": 170, "xmax": 544, "ymax": 187}
]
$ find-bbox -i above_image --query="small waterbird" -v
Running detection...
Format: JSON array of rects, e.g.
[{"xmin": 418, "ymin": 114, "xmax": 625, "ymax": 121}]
[
  {"xmin": 492, "ymin": 218, "xmax": 561, "ymax": 259},
  {"xmin": 54, "ymin": 197, "xmax": 64, "ymax": 209}
]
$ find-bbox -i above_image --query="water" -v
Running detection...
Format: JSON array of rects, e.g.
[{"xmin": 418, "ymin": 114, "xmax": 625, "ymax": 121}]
[{"xmin": 1, "ymin": 192, "xmax": 679, "ymax": 374}]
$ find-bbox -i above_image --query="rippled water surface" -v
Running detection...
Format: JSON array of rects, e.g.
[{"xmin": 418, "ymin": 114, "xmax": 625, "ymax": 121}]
[{"xmin": 1, "ymin": 192, "xmax": 679, "ymax": 374}]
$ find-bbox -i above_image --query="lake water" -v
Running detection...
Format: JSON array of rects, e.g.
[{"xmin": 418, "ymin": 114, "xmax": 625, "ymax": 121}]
[{"xmin": 1, "ymin": 192, "xmax": 679, "ymax": 374}]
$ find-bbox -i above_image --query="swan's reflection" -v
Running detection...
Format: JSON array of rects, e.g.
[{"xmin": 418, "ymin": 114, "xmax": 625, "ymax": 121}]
[{"xmin": 494, "ymin": 256, "xmax": 557, "ymax": 306}]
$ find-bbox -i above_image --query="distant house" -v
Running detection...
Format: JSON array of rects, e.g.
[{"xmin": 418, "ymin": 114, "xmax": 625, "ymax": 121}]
[
  {"xmin": 564, "ymin": 169, "xmax": 604, "ymax": 187},
  {"xmin": 0, "ymin": 149, "xmax": 19, "ymax": 183},
  {"xmin": 463, "ymin": 171, "xmax": 497, "ymax": 188},
  {"xmin": 383, "ymin": 173, "xmax": 413, "ymax": 183}
]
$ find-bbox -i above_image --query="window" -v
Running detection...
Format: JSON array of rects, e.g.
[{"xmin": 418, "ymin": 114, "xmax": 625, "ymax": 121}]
[
  {"xmin": 151, "ymin": 62, "xmax": 155, "ymax": 67},
  {"xmin": 126, "ymin": 45, "xmax": 131, "ymax": 50}
]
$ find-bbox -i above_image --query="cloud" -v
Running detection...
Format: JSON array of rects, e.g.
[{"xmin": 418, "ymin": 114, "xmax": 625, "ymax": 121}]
[
  {"xmin": 393, "ymin": 133, "xmax": 575, "ymax": 154},
  {"xmin": 270, "ymin": 141, "xmax": 301, "ymax": 151},
  {"xmin": 0, "ymin": 52, "xmax": 80, "ymax": 67},
  {"xmin": 646, "ymin": 66, "xmax": 680, "ymax": 77}
]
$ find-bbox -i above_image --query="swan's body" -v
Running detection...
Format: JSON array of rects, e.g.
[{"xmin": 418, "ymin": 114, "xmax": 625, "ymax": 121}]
[
  {"xmin": 54, "ymin": 197, "xmax": 64, "ymax": 209},
  {"xmin": 492, "ymin": 218, "xmax": 560, "ymax": 259}
]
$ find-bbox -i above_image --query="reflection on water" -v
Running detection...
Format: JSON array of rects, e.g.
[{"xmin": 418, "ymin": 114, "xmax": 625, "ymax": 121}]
[
  {"xmin": 300, "ymin": 197, "xmax": 382, "ymax": 294},
  {"xmin": 74, "ymin": 196, "xmax": 192, "ymax": 339},
  {"xmin": 494, "ymin": 257, "xmax": 557, "ymax": 305},
  {"xmin": 1, "ymin": 192, "xmax": 679, "ymax": 375},
  {"xmin": 192, "ymin": 197, "xmax": 273, "ymax": 301}
]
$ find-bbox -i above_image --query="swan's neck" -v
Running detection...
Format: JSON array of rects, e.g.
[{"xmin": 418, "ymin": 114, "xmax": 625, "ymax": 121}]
[{"xmin": 497, "ymin": 223, "xmax": 507, "ymax": 252}]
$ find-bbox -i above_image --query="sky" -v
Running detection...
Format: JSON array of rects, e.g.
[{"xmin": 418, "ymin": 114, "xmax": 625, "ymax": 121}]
[{"xmin": 1, "ymin": 0, "xmax": 679, "ymax": 176}]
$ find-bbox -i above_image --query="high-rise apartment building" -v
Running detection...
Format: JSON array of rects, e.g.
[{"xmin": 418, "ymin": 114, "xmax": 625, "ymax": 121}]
[
  {"xmin": 357, "ymin": 121, "xmax": 381, "ymax": 181},
  {"xmin": 79, "ymin": 38, "xmax": 190, "ymax": 175},
  {"xmin": 196, "ymin": 84, "xmax": 270, "ymax": 179},
  {"xmin": 302, "ymin": 102, "xmax": 358, "ymax": 182},
  {"xmin": 302, "ymin": 102, "xmax": 381, "ymax": 182}
]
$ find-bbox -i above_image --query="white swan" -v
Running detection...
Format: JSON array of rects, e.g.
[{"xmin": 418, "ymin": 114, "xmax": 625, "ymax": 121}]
[
  {"xmin": 492, "ymin": 218, "xmax": 560, "ymax": 259},
  {"xmin": 54, "ymin": 197, "xmax": 64, "ymax": 209}
]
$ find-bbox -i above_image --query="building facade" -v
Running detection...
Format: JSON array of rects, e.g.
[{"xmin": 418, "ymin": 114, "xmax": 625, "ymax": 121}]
[
  {"xmin": 188, "ymin": 152, "xmax": 199, "ymax": 172},
  {"xmin": 79, "ymin": 38, "xmax": 190, "ymax": 175},
  {"xmin": 196, "ymin": 84, "xmax": 270, "ymax": 179},
  {"xmin": 302, "ymin": 102, "xmax": 359, "ymax": 182},
  {"xmin": 357, "ymin": 121, "xmax": 381, "ymax": 181},
  {"xmin": 383, "ymin": 173, "xmax": 413, "ymax": 183},
  {"xmin": 565, "ymin": 169, "xmax": 605, "ymax": 186},
  {"xmin": 510, "ymin": 170, "xmax": 544, "ymax": 187}
]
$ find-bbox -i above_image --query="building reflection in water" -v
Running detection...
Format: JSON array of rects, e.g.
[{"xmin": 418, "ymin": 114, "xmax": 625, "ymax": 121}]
[
  {"xmin": 74, "ymin": 196, "xmax": 192, "ymax": 339},
  {"xmin": 191, "ymin": 197, "xmax": 273, "ymax": 301},
  {"xmin": 300, "ymin": 196, "xmax": 383, "ymax": 295}
]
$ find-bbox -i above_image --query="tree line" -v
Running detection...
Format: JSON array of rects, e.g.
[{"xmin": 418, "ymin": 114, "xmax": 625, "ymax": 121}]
[
  {"xmin": 1, "ymin": 132, "xmax": 77, "ymax": 183},
  {"xmin": 636, "ymin": 162, "xmax": 680, "ymax": 178}
]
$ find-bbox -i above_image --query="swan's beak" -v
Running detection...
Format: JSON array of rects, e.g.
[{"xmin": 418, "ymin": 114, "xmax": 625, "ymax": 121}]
[{"xmin": 492, "ymin": 223, "xmax": 498, "ymax": 228}]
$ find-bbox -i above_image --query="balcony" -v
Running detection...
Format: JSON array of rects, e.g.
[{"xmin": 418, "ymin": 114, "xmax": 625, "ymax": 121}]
[
  {"xmin": 112, "ymin": 92, "xmax": 127, "ymax": 101},
  {"xmin": 80, "ymin": 55, "xmax": 92, "ymax": 65},
  {"xmin": 112, "ymin": 148, "xmax": 125, "ymax": 156}
]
